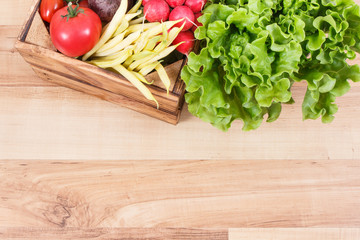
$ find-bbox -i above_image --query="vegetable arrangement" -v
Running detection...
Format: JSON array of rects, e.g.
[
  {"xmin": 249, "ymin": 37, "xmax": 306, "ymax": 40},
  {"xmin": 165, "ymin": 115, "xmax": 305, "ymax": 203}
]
[
  {"xmin": 40, "ymin": 0, "xmax": 360, "ymax": 130},
  {"xmin": 181, "ymin": 0, "xmax": 360, "ymax": 131},
  {"xmin": 40, "ymin": 0, "xmax": 195, "ymax": 108},
  {"xmin": 82, "ymin": 0, "xmax": 188, "ymax": 107}
]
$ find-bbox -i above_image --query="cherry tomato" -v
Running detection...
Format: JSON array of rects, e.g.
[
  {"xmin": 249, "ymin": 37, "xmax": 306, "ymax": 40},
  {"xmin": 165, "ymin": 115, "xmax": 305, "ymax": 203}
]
[
  {"xmin": 50, "ymin": 5, "xmax": 102, "ymax": 57},
  {"xmin": 40, "ymin": 0, "xmax": 64, "ymax": 23}
]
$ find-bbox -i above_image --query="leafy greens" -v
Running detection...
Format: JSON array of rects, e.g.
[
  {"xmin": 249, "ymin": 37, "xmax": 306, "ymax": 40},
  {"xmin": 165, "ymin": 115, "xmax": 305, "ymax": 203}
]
[{"xmin": 181, "ymin": 0, "xmax": 360, "ymax": 131}]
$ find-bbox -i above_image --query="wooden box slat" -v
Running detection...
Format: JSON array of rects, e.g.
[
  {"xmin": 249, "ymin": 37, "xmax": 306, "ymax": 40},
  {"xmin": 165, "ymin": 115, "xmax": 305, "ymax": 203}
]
[{"xmin": 15, "ymin": 0, "xmax": 186, "ymax": 124}]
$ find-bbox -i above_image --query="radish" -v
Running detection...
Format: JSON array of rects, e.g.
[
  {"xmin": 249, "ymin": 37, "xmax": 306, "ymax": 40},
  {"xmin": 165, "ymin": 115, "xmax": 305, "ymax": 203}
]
[
  {"xmin": 142, "ymin": 0, "xmax": 151, "ymax": 6},
  {"xmin": 144, "ymin": 0, "xmax": 170, "ymax": 22},
  {"xmin": 172, "ymin": 30, "xmax": 194, "ymax": 55},
  {"xmin": 184, "ymin": 0, "xmax": 206, "ymax": 13},
  {"xmin": 191, "ymin": 12, "xmax": 202, "ymax": 32},
  {"xmin": 165, "ymin": 0, "xmax": 185, "ymax": 8},
  {"xmin": 169, "ymin": 6, "xmax": 195, "ymax": 31}
]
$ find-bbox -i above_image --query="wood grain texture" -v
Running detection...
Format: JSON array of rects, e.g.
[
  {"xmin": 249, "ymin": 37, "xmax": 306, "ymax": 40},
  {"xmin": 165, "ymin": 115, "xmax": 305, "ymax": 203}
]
[
  {"xmin": 1, "ymin": 0, "xmax": 360, "ymax": 238},
  {"xmin": 0, "ymin": 26, "xmax": 54, "ymax": 87},
  {"xmin": 24, "ymin": 9, "xmax": 56, "ymax": 51},
  {"xmin": 1, "ymin": 82, "xmax": 360, "ymax": 160},
  {"xmin": 0, "ymin": 0, "xmax": 33, "ymax": 26},
  {"xmin": 2, "ymin": 228, "xmax": 360, "ymax": 240},
  {"xmin": 0, "ymin": 227, "xmax": 227, "ymax": 240},
  {"xmin": 1, "ymin": 160, "xmax": 360, "ymax": 228},
  {"xmin": 229, "ymin": 228, "xmax": 360, "ymax": 240}
]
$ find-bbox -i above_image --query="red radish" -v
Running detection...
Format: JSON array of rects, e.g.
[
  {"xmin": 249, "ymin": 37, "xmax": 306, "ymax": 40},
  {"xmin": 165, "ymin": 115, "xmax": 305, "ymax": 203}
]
[
  {"xmin": 165, "ymin": 0, "xmax": 185, "ymax": 8},
  {"xmin": 172, "ymin": 30, "xmax": 194, "ymax": 55},
  {"xmin": 142, "ymin": 0, "xmax": 151, "ymax": 6},
  {"xmin": 144, "ymin": 0, "xmax": 170, "ymax": 22},
  {"xmin": 185, "ymin": 0, "xmax": 206, "ymax": 13},
  {"xmin": 169, "ymin": 6, "xmax": 195, "ymax": 31},
  {"xmin": 191, "ymin": 12, "xmax": 202, "ymax": 32}
]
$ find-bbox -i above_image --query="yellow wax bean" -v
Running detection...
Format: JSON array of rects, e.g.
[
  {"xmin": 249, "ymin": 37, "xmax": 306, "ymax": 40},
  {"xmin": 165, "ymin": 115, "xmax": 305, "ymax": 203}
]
[
  {"xmin": 127, "ymin": 53, "xmax": 155, "ymax": 71},
  {"xmin": 144, "ymin": 35, "xmax": 162, "ymax": 51},
  {"xmin": 89, "ymin": 48, "xmax": 133, "ymax": 68},
  {"xmin": 113, "ymin": 65, "xmax": 159, "ymax": 108},
  {"xmin": 123, "ymin": 50, "xmax": 155, "ymax": 67},
  {"xmin": 94, "ymin": 31, "xmax": 141, "ymax": 57},
  {"xmin": 129, "ymin": 17, "xmax": 145, "ymax": 25},
  {"xmin": 113, "ymin": 20, "xmax": 129, "ymax": 37},
  {"xmin": 145, "ymin": 20, "xmax": 182, "ymax": 38},
  {"xmin": 82, "ymin": 0, "xmax": 128, "ymax": 61},
  {"xmin": 93, "ymin": 46, "xmax": 135, "ymax": 61},
  {"xmin": 139, "ymin": 61, "xmax": 161, "ymax": 76},
  {"xmin": 155, "ymin": 63, "xmax": 171, "ymax": 94},
  {"xmin": 133, "ymin": 31, "xmax": 151, "ymax": 54},
  {"xmin": 128, "ymin": 0, "xmax": 143, "ymax": 14},
  {"xmin": 126, "ymin": 22, "xmax": 160, "ymax": 35},
  {"xmin": 134, "ymin": 43, "xmax": 180, "ymax": 71},
  {"xmin": 125, "ymin": 11, "xmax": 141, "ymax": 21},
  {"xmin": 132, "ymin": 71, "xmax": 154, "ymax": 85},
  {"xmin": 97, "ymin": 30, "xmax": 128, "ymax": 53},
  {"xmin": 154, "ymin": 25, "xmax": 184, "ymax": 52}
]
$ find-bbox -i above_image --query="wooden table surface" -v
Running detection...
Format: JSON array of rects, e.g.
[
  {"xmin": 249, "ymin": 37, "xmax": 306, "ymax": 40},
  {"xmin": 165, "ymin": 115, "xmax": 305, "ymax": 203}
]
[{"xmin": 1, "ymin": 0, "xmax": 360, "ymax": 239}]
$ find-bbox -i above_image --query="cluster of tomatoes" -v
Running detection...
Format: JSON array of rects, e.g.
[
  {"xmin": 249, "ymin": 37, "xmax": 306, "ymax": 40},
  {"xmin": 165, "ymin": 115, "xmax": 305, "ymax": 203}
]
[{"xmin": 40, "ymin": 0, "xmax": 102, "ymax": 57}]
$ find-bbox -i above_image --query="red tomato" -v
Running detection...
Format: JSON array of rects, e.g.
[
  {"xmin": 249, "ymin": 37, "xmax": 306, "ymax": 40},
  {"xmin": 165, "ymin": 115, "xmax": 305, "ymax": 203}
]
[
  {"xmin": 40, "ymin": 0, "xmax": 64, "ymax": 23},
  {"xmin": 50, "ymin": 5, "xmax": 102, "ymax": 57}
]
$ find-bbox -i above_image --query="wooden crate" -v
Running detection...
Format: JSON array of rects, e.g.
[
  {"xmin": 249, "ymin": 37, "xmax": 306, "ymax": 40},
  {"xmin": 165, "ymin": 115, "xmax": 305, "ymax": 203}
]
[{"xmin": 15, "ymin": 0, "xmax": 187, "ymax": 125}]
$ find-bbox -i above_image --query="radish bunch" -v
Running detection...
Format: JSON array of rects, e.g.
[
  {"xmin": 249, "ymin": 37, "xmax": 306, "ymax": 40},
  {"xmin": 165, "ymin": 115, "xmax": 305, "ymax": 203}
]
[{"xmin": 143, "ymin": 0, "xmax": 206, "ymax": 55}]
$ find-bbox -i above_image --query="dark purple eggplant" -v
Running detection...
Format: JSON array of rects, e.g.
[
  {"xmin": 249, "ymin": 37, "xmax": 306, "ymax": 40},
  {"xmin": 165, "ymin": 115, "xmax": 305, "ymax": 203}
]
[{"xmin": 88, "ymin": 0, "xmax": 135, "ymax": 22}]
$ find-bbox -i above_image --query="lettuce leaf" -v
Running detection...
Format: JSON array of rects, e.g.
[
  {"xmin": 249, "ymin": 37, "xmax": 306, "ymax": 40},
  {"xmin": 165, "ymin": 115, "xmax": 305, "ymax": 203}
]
[{"xmin": 181, "ymin": 0, "xmax": 360, "ymax": 131}]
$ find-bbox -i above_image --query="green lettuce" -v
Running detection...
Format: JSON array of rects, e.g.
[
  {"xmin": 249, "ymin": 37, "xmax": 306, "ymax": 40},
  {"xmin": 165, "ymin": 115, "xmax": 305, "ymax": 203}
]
[{"xmin": 181, "ymin": 0, "xmax": 360, "ymax": 131}]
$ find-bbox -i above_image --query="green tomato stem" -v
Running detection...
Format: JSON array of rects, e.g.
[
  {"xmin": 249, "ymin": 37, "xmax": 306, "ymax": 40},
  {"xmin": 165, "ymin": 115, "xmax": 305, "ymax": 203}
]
[{"xmin": 61, "ymin": 2, "xmax": 84, "ymax": 22}]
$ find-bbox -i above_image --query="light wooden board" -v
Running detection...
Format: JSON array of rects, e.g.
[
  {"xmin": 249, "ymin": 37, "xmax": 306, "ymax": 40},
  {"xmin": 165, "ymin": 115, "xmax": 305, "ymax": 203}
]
[
  {"xmin": 1, "ymin": 160, "xmax": 360, "ymax": 228},
  {"xmin": 1, "ymin": 0, "xmax": 360, "ymax": 239},
  {"xmin": 0, "ymin": 227, "xmax": 228, "ymax": 240},
  {"xmin": 0, "ymin": 0, "xmax": 33, "ymax": 26},
  {"xmin": 1, "ymin": 80, "xmax": 360, "ymax": 160},
  {"xmin": 1, "ymin": 228, "xmax": 360, "ymax": 240},
  {"xmin": 229, "ymin": 228, "xmax": 360, "ymax": 240},
  {"xmin": 0, "ymin": 160, "xmax": 360, "ymax": 239}
]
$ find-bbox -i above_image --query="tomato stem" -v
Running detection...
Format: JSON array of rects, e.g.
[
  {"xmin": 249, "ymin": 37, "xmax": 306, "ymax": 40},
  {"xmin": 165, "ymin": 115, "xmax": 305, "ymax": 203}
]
[
  {"xmin": 64, "ymin": 0, "xmax": 80, "ymax": 4},
  {"xmin": 61, "ymin": 2, "xmax": 84, "ymax": 21}
]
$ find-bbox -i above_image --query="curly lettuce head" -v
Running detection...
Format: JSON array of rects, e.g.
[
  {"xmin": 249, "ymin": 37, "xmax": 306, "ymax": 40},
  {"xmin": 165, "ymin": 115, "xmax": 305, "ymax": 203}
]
[{"xmin": 181, "ymin": 0, "xmax": 360, "ymax": 131}]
